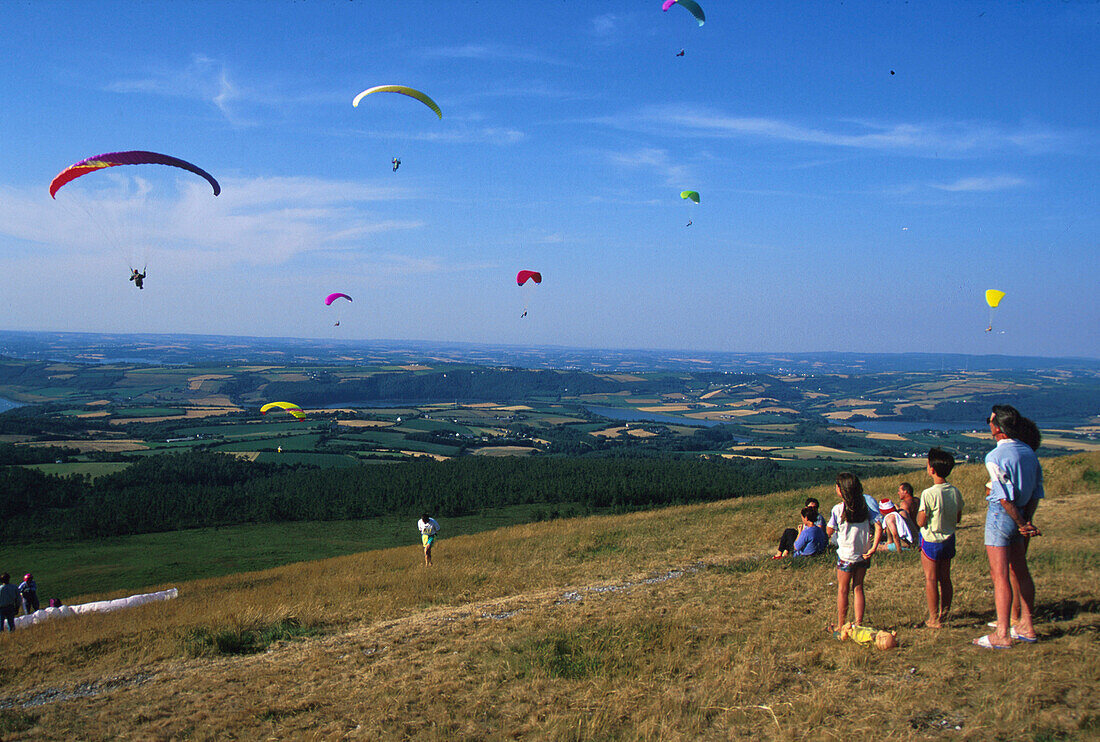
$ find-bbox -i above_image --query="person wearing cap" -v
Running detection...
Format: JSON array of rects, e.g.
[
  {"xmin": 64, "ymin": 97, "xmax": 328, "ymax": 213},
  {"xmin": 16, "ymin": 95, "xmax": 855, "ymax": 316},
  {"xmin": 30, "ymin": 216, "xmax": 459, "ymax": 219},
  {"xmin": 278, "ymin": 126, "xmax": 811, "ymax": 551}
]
[
  {"xmin": 0, "ymin": 574, "xmax": 20, "ymax": 631},
  {"xmin": 18, "ymin": 573, "xmax": 39, "ymax": 615}
]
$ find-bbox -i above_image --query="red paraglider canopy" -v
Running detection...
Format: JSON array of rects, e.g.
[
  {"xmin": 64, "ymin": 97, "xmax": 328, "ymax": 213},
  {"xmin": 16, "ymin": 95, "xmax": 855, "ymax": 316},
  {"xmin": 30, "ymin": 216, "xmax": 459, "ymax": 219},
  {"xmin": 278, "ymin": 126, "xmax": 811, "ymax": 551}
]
[{"xmin": 516, "ymin": 270, "xmax": 542, "ymax": 286}]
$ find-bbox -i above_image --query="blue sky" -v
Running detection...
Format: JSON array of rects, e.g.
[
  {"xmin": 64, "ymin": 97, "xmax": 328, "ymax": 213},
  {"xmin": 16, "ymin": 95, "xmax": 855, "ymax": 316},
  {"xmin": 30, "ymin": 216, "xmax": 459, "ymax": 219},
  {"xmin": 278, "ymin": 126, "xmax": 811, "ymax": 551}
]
[{"xmin": 1, "ymin": 0, "xmax": 1096, "ymax": 358}]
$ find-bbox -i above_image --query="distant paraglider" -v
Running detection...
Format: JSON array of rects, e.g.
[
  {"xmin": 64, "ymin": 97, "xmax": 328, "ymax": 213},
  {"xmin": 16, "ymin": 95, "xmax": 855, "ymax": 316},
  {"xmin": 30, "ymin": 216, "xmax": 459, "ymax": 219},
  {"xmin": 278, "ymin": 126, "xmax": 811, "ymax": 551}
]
[
  {"xmin": 129, "ymin": 267, "xmax": 146, "ymax": 290},
  {"xmin": 260, "ymin": 402, "xmax": 306, "ymax": 420},
  {"xmin": 985, "ymin": 289, "xmax": 1006, "ymax": 333},
  {"xmin": 352, "ymin": 85, "xmax": 443, "ymax": 119},
  {"xmin": 517, "ymin": 270, "xmax": 542, "ymax": 318},
  {"xmin": 392, "ymin": 157, "xmax": 401, "ymax": 172},
  {"xmin": 662, "ymin": 0, "xmax": 705, "ymax": 26},
  {"xmin": 325, "ymin": 293, "xmax": 352, "ymax": 327},
  {"xmin": 681, "ymin": 190, "xmax": 700, "ymax": 204}
]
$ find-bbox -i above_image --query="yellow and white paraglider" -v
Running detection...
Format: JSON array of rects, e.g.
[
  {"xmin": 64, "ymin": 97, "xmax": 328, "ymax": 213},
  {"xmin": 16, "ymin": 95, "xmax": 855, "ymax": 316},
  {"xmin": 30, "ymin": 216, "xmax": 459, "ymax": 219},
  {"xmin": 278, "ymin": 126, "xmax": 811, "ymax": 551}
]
[
  {"xmin": 985, "ymin": 289, "xmax": 1006, "ymax": 333},
  {"xmin": 352, "ymin": 85, "xmax": 442, "ymax": 119}
]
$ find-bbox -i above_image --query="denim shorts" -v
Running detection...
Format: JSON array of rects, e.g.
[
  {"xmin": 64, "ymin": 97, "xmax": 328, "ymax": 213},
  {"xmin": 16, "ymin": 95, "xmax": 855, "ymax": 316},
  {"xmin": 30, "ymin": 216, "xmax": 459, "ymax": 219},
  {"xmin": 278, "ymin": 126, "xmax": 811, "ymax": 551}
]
[
  {"xmin": 837, "ymin": 557, "xmax": 869, "ymax": 573},
  {"xmin": 984, "ymin": 503, "xmax": 1021, "ymax": 547}
]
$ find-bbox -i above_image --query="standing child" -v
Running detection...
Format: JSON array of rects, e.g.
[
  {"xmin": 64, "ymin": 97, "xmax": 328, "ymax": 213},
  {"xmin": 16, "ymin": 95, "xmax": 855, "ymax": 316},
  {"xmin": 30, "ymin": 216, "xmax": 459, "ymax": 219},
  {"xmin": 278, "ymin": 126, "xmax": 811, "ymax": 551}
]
[
  {"xmin": 827, "ymin": 472, "xmax": 883, "ymax": 633},
  {"xmin": 917, "ymin": 448, "xmax": 964, "ymax": 628}
]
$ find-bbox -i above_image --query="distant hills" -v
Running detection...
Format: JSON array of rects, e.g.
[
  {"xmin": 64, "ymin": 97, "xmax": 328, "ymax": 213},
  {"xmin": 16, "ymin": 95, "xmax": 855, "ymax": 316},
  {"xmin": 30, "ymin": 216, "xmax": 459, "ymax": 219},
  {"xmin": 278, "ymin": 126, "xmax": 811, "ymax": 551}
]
[{"xmin": 2, "ymin": 330, "xmax": 1097, "ymax": 374}]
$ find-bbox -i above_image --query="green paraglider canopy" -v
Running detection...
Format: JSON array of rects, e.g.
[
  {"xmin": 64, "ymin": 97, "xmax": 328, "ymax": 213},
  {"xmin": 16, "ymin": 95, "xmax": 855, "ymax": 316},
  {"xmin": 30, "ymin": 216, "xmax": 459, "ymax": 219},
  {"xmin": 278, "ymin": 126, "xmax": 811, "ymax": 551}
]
[{"xmin": 680, "ymin": 190, "xmax": 700, "ymax": 204}]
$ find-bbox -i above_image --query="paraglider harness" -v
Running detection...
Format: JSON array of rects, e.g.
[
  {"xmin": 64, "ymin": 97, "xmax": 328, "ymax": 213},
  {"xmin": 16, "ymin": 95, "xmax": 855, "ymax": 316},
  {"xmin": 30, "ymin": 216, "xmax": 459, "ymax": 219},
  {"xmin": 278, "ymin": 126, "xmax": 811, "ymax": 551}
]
[{"xmin": 130, "ymin": 266, "xmax": 146, "ymax": 289}]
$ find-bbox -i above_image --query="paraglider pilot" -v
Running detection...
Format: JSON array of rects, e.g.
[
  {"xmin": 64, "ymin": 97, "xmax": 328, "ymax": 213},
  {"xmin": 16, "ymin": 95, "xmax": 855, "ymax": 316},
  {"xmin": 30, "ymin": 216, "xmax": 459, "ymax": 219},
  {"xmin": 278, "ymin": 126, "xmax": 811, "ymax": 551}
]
[
  {"xmin": 392, "ymin": 157, "xmax": 401, "ymax": 172},
  {"xmin": 130, "ymin": 268, "xmax": 146, "ymax": 289}
]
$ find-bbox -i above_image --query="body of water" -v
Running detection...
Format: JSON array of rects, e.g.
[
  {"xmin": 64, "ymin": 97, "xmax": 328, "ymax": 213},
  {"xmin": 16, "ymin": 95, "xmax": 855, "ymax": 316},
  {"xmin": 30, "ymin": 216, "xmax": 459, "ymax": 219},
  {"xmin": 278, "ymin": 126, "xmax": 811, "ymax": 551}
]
[{"xmin": 846, "ymin": 420, "xmax": 981, "ymax": 435}]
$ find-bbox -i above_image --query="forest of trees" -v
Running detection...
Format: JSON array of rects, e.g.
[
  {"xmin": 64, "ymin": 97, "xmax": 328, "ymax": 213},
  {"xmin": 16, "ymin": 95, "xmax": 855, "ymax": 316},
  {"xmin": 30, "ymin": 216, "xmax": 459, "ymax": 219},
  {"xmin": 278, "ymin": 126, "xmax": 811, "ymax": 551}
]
[{"xmin": 0, "ymin": 451, "xmax": 838, "ymax": 543}]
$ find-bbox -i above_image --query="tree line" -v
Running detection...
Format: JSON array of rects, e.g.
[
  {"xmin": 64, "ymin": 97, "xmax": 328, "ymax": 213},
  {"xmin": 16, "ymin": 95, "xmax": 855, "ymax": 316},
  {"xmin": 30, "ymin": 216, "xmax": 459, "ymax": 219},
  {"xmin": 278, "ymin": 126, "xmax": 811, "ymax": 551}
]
[{"xmin": 0, "ymin": 451, "xmax": 827, "ymax": 543}]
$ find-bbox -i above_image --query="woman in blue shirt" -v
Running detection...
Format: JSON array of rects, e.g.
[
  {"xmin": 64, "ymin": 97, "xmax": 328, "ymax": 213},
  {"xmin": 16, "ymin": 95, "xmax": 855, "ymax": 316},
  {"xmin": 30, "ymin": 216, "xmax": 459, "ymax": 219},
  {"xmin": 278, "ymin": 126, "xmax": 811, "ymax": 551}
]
[{"xmin": 976, "ymin": 405, "xmax": 1043, "ymax": 649}]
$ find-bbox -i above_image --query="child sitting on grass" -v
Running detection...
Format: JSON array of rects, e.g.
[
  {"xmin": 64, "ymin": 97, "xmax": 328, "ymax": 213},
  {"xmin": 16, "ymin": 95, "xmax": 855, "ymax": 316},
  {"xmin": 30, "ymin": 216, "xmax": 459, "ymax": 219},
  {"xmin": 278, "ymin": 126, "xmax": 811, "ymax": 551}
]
[
  {"xmin": 917, "ymin": 447, "xmax": 964, "ymax": 628},
  {"xmin": 827, "ymin": 472, "xmax": 883, "ymax": 634}
]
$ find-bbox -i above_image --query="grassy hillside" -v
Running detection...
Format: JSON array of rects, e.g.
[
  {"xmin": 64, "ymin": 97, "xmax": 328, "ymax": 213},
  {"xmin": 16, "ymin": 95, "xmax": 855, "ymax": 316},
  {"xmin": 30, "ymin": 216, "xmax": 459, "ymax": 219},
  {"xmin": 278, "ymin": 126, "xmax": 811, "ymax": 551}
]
[{"xmin": 1, "ymin": 454, "xmax": 1097, "ymax": 740}]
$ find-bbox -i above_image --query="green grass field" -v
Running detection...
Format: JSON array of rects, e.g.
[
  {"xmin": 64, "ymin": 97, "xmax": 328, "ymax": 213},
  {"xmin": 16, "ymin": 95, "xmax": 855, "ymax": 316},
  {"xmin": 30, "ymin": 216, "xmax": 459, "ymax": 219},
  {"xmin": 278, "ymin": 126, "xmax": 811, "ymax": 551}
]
[
  {"xmin": 0, "ymin": 503, "xmax": 573, "ymax": 603},
  {"xmin": 19, "ymin": 462, "xmax": 132, "ymax": 479}
]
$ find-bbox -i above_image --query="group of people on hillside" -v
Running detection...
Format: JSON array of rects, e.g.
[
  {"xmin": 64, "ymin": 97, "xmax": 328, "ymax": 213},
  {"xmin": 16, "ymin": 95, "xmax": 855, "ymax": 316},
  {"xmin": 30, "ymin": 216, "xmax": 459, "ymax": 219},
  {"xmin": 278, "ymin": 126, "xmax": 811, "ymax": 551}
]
[
  {"xmin": 771, "ymin": 403, "xmax": 1044, "ymax": 648},
  {"xmin": 0, "ymin": 573, "xmax": 39, "ymax": 632}
]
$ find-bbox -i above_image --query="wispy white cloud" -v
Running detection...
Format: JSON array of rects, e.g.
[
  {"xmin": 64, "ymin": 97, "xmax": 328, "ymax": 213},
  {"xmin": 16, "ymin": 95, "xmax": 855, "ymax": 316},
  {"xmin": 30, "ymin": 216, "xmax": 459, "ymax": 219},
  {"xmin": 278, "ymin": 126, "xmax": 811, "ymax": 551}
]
[
  {"xmin": 603, "ymin": 106, "xmax": 1072, "ymax": 156},
  {"xmin": 106, "ymin": 54, "xmax": 285, "ymax": 127},
  {"xmin": 590, "ymin": 13, "xmax": 620, "ymax": 36},
  {"xmin": 930, "ymin": 175, "xmax": 1027, "ymax": 192},
  {"xmin": 0, "ymin": 175, "xmax": 421, "ymax": 268},
  {"xmin": 604, "ymin": 147, "xmax": 688, "ymax": 185}
]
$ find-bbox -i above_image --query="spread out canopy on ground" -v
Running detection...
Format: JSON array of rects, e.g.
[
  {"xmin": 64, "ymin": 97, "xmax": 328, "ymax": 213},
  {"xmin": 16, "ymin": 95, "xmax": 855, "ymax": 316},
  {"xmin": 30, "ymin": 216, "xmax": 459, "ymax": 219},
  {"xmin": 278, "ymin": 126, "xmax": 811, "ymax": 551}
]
[
  {"xmin": 516, "ymin": 270, "xmax": 542, "ymax": 286},
  {"xmin": 985, "ymin": 289, "xmax": 1006, "ymax": 308},
  {"xmin": 352, "ymin": 85, "xmax": 442, "ymax": 119},
  {"xmin": 260, "ymin": 401, "xmax": 306, "ymax": 420},
  {"xmin": 50, "ymin": 151, "xmax": 221, "ymax": 198},
  {"xmin": 662, "ymin": 0, "xmax": 705, "ymax": 26},
  {"xmin": 324, "ymin": 293, "xmax": 352, "ymax": 306},
  {"xmin": 680, "ymin": 190, "xmax": 700, "ymax": 203}
]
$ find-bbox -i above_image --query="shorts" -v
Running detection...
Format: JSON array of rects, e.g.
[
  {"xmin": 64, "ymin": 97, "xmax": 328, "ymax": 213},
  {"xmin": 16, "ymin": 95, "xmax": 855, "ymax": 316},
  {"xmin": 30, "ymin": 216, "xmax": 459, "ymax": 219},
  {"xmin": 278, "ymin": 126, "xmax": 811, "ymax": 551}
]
[
  {"xmin": 837, "ymin": 557, "xmax": 869, "ymax": 573},
  {"xmin": 920, "ymin": 534, "xmax": 956, "ymax": 561},
  {"xmin": 984, "ymin": 504, "xmax": 1021, "ymax": 547},
  {"xmin": 421, "ymin": 533, "xmax": 436, "ymax": 547}
]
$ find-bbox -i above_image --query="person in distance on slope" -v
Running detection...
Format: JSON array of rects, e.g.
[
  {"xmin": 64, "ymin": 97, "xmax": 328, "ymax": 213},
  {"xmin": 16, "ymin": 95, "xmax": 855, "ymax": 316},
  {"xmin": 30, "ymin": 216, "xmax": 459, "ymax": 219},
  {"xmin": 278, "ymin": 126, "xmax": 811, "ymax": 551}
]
[
  {"xmin": 18, "ymin": 573, "xmax": 39, "ymax": 615},
  {"xmin": 418, "ymin": 513, "xmax": 440, "ymax": 567},
  {"xmin": 0, "ymin": 573, "xmax": 20, "ymax": 631},
  {"xmin": 129, "ymin": 267, "xmax": 146, "ymax": 289}
]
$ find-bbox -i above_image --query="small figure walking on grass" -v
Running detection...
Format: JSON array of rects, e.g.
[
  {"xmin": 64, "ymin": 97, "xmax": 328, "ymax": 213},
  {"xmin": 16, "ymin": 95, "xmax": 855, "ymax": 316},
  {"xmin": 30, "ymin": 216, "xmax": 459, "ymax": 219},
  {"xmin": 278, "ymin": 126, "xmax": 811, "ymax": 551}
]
[
  {"xmin": 917, "ymin": 448, "xmax": 964, "ymax": 628},
  {"xmin": 827, "ymin": 472, "xmax": 883, "ymax": 634},
  {"xmin": 418, "ymin": 513, "xmax": 440, "ymax": 567}
]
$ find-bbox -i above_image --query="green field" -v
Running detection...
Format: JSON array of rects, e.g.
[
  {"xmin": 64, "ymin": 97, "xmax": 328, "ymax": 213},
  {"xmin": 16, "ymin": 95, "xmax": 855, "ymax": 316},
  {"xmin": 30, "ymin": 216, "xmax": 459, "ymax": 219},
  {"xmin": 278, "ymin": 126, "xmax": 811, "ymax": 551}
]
[
  {"xmin": 0, "ymin": 503, "xmax": 574, "ymax": 602},
  {"xmin": 20, "ymin": 462, "xmax": 133, "ymax": 479}
]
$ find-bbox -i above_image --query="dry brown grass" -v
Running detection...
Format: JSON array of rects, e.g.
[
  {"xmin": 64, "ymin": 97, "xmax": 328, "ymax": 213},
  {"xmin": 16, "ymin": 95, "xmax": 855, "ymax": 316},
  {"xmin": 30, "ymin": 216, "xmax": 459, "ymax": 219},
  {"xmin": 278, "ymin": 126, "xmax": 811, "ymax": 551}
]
[{"xmin": 1, "ymin": 454, "xmax": 1097, "ymax": 740}]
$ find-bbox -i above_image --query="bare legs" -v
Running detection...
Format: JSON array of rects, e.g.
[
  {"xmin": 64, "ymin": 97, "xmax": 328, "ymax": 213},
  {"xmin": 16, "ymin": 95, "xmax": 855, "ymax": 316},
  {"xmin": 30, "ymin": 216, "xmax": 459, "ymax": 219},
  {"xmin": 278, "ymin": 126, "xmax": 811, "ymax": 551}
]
[
  {"xmin": 836, "ymin": 564, "xmax": 868, "ymax": 628},
  {"xmin": 920, "ymin": 551, "xmax": 953, "ymax": 627},
  {"xmin": 985, "ymin": 542, "xmax": 1035, "ymax": 645}
]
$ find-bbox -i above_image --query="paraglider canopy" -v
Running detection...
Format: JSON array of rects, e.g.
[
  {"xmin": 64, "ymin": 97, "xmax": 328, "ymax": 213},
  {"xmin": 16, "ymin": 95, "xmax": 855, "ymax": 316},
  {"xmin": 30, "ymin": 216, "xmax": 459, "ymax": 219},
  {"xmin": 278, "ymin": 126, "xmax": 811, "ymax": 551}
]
[
  {"xmin": 662, "ymin": 0, "xmax": 705, "ymax": 26},
  {"xmin": 680, "ymin": 190, "xmax": 700, "ymax": 204},
  {"xmin": 260, "ymin": 402, "xmax": 306, "ymax": 420},
  {"xmin": 352, "ymin": 85, "xmax": 442, "ymax": 119},
  {"xmin": 516, "ymin": 270, "xmax": 542, "ymax": 286},
  {"xmin": 985, "ymin": 289, "xmax": 1006, "ymax": 308},
  {"xmin": 50, "ymin": 151, "xmax": 221, "ymax": 198},
  {"xmin": 325, "ymin": 293, "xmax": 353, "ymax": 306}
]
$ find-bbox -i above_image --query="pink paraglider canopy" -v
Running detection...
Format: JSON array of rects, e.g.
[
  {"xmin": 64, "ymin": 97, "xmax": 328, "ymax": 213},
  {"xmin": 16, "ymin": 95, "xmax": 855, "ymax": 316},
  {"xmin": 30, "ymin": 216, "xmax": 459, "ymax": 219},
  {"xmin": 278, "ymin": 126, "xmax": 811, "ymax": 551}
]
[{"xmin": 324, "ymin": 293, "xmax": 352, "ymax": 306}]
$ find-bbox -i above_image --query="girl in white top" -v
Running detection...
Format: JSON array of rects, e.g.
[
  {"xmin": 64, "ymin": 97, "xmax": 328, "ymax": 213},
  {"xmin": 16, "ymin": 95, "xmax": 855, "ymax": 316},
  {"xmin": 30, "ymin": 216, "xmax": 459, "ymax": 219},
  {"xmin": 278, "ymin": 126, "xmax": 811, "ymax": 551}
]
[{"xmin": 826, "ymin": 472, "xmax": 883, "ymax": 634}]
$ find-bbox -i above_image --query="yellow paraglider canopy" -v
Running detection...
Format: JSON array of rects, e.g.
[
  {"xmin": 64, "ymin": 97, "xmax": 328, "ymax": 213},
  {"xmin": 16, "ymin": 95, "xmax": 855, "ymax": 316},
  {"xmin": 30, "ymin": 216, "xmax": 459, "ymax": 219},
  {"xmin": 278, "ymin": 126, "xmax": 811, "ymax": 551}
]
[{"xmin": 260, "ymin": 402, "xmax": 306, "ymax": 420}]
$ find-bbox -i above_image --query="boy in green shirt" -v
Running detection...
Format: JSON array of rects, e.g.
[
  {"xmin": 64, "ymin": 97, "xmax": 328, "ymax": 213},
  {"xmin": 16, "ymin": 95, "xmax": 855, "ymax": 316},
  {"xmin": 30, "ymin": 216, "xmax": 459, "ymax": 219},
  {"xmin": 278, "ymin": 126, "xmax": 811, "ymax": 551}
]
[{"xmin": 917, "ymin": 447, "xmax": 964, "ymax": 628}]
